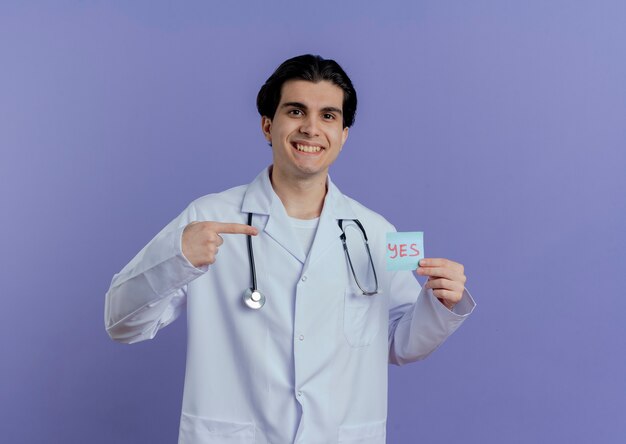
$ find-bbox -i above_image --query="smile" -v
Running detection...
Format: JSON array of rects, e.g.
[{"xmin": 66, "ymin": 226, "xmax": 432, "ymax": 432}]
[{"xmin": 292, "ymin": 142, "xmax": 324, "ymax": 153}]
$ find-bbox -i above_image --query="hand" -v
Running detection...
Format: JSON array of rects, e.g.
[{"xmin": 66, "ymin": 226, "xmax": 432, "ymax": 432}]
[
  {"xmin": 182, "ymin": 221, "xmax": 258, "ymax": 268},
  {"xmin": 416, "ymin": 258, "xmax": 467, "ymax": 310}
]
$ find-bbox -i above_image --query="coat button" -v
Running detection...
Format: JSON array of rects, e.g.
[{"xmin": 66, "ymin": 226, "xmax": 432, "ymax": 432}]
[
  {"xmin": 301, "ymin": 275, "xmax": 307, "ymax": 282},
  {"xmin": 299, "ymin": 335, "xmax": 304, "ymax": 341}
]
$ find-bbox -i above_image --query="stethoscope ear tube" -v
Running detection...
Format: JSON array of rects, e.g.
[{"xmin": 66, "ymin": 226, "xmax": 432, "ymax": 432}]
[
  {"xmin": 338, "ymin": 219, "xmax": 379, "ymax": 296},
  {"xmin": 243, "ymin": 213, "xmax": 265, "ymax": 309}
]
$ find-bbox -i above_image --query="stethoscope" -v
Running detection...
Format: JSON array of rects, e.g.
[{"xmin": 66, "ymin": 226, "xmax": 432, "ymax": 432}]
[{"xmin": 242, "ymin": 214, "xmax": 379, "ymax": 309}]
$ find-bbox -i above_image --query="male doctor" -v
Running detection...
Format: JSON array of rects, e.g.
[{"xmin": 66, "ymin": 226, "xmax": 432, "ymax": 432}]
[{"xmin": 105, "ymin": 54, "xmax": 475, "ymax": 443}]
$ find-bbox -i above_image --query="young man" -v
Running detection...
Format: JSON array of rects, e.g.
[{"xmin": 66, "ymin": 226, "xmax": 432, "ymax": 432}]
[{"xmin": 105, "ymin": 54, "xmax": 475, "ymax": 444}]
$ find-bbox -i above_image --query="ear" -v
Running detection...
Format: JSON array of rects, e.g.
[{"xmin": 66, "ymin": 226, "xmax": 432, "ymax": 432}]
[
  {"xmin": 340, "ymin": 127, "xmax": 349, "ymax": 150},
  {"xmin": 261, "ymin": 116, "xmax": 272, "ymax": 142}
]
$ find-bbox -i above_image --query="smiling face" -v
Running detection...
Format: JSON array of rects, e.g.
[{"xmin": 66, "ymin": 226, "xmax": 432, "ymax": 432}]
[{"xmin": 261, "ymin": 79, "xmax": 349, "ymax": 182}]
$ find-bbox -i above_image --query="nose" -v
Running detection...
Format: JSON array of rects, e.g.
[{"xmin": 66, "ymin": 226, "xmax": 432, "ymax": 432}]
[{"xmin": 299, "ymin": 115, "xmax": 320, "ymax": 137}]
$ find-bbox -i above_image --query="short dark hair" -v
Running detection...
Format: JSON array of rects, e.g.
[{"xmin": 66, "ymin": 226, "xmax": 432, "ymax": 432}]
[{"xmin": 256, "ymin": 54, "xmax": 357, "ymax": 128}]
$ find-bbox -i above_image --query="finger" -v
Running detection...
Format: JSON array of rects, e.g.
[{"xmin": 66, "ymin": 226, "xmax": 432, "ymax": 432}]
[
  {"xmin": 211, "ymin": 222, "xmax": 259, "ymax": 236},
  {"xmin": 424, "ymin": 278, "xmax": 465, "ymax": 292},
  {"xmin": 416, "ymin": 266, "xmax": 461, "ymax": 281},
  {"xmin": 424, "ymin": 280, "xmax": 464, "ymax": 296},
  {"xmin": 208, "ymin": 232, "xmax": 225, "ymax": 247},
  {"xmin": 432, "ymin": 289, "xmax": 463, "ymax": 304},
  {"xmin": 420, "ymin": 269, "xmax": 466, "ymax": 287},
  {"xmin": 419, "ymin": 258, "xmax": 464, "ymax": 273}
]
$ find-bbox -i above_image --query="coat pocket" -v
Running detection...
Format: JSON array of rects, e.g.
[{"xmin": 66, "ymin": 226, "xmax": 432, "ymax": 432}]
[
  {"xmin": 179, "ymin": 412, "xmax": 255, "ymax": 443},
  {"xmin": 343, "ymin": 289, "xmax": 382, "ymax": 347},
  {"xmin": 338, "ymin": 419, "xmax": 386, "ymax": 443}
]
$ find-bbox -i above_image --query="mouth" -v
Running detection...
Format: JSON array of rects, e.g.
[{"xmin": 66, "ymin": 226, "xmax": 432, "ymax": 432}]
[{"xmin": 291, "ymin": 142, "xmax": 324, "ymax": 154}]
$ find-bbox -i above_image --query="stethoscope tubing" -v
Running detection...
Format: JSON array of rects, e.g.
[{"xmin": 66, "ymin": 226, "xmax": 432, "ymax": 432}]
[
  {"xmin": 247, "ymin": 212, "xmax": 258, "ymax": 292},
  {"xmin": 243, "ymin": 213, "xmax": 265, "ymax": 309}
]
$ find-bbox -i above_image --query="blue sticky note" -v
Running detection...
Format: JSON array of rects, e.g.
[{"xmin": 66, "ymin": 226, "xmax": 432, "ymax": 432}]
[{"xmin": 386, "ymin": 232, "xmax": 424, "ymax": 271}]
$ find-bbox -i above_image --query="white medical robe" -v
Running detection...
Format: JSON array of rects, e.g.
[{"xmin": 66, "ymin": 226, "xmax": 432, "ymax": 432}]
[{"xmin": 105, "ymin": 167, "xmax": 475, "ymax": 443}]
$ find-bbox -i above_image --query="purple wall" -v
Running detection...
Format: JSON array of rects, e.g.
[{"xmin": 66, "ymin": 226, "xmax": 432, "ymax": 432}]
[{"xmin": 1, "ymin": 1, "xmax": 625, "ymax": 442}]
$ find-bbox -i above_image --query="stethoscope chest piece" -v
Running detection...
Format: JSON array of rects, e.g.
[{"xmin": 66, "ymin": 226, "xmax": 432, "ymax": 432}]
[{"xmin": 243, "ymin": 288, "xmax": 265, "ymax": 309}]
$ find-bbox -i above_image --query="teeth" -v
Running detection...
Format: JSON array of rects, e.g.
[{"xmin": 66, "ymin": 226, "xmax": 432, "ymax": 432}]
[{"xmin": 295, "ymin": 144, "xmax": 322, "ymax": 153}]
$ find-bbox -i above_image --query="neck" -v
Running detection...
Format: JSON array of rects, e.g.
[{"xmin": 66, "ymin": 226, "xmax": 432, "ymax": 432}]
[{"xmin": 270, "ymin": 166, "xmax": 327, "ymax": 219}]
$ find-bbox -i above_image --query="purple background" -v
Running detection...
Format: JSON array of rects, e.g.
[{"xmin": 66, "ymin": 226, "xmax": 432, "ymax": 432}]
[{"xmin": 1, "ymin": 1, "xmax": 625, "ymax": 443}]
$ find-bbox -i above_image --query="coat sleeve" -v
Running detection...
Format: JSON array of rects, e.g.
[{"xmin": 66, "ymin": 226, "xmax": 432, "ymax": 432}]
[
  {"xmin": 387, "ymin": 268, "xmax": 476, "ymax": 365},
  {"xmin": 104, "ymin": 203, "xmax": 208, "ymax": 344}
]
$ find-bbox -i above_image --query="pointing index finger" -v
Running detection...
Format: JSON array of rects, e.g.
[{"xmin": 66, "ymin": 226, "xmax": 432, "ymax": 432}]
[{"xmin": 212, "ymin": 222, "xmax": 258, "ymax": 236}]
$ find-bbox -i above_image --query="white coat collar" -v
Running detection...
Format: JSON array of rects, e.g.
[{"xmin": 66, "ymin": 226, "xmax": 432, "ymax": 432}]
[
  {"xmin": 241, "ymin": 167, "xmax": 356, "ymax": 219},
  {"xmin": 241, "ymin": 167, "xmax": 357, "ymax": 265}
]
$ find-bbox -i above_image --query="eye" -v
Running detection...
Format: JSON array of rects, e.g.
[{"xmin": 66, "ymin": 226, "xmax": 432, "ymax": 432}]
[
  {"xmin": 322, "ymin": 113, "xmax": 335, "ymax": 120},
  {"xmin": 288, "ymin": 109, "xmax": 303, "ymax": 116}
]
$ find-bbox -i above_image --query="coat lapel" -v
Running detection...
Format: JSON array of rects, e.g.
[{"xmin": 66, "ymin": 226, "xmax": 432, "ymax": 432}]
[
  {"xmin": 304, "ymin": 176, "xmax": 356, "ymax": 271},
  {"xmin": 241, "ymin": 168, "xmax": 357, "ymax": 267},
  {"xmin": 241, "ymin": 168, "xmax": 306, "ymax": 264},
  {"xmin": 264, "ymin": 203, "xmax": 306, "ymax": 263}
]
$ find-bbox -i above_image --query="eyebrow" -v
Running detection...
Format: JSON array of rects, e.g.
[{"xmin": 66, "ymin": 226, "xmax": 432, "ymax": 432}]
[{"xmin": 281, "ymin": 102, "xmax": 343, "ymax": 115}]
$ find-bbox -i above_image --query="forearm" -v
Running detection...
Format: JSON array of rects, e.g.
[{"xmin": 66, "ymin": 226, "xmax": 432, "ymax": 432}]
[
  {"xmin": 388, "ymin": 286, "xmax": 475, "ymax": 365},
  {"xmin": 104, "ymin": 221, "xmax": 207, "ymax": 343}
]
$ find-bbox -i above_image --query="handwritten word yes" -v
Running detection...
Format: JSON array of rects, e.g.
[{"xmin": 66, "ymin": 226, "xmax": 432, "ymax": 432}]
[{"xmin": 387, "ymin": 243, "xmax": 420, "ymax": 258}]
